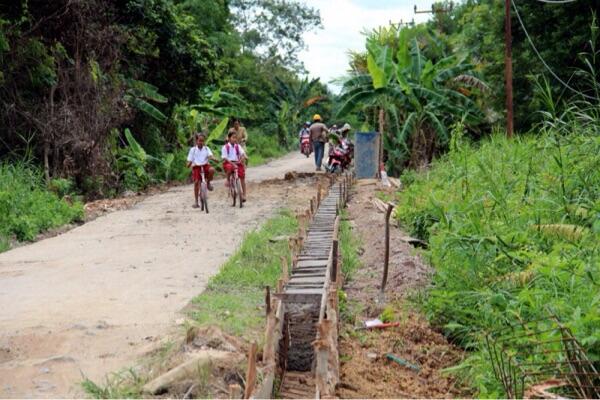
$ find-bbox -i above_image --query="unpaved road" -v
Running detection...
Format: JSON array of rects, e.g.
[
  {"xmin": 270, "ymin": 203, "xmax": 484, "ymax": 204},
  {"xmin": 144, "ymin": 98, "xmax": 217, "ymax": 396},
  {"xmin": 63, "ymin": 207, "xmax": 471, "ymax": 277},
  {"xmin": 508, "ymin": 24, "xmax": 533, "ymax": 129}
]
[{"xmin": 0, "ymin": 152, "xmax": 314, "ymax": 398}]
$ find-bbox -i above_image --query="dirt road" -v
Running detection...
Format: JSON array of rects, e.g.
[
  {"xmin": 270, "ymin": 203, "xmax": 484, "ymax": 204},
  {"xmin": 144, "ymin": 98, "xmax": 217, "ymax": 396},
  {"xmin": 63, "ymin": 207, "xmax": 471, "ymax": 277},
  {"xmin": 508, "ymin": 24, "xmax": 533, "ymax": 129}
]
[{"xmin": 0, "ymin": 152, "xmax": 315, "ymax": 398}]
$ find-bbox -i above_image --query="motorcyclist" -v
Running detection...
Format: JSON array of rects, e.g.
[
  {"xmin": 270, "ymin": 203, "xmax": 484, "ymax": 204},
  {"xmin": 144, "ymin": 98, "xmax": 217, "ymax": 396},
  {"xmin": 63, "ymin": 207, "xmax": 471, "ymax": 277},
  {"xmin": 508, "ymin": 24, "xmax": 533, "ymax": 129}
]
[
  {"xmin": 339, "ymin": 123, "xmax": 352, "ymax": 151},
  {"xmin": 299, "ymin": 121, "xmax": 310, "ymax": 139}
]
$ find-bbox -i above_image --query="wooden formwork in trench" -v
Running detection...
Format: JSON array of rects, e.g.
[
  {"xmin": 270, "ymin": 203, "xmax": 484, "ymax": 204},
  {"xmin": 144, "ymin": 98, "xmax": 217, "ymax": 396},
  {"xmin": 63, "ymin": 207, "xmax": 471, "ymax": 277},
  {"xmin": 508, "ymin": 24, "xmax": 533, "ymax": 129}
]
[{"xmin": 243, "ymin": 173, "xmax": 354, "ymax": 400}]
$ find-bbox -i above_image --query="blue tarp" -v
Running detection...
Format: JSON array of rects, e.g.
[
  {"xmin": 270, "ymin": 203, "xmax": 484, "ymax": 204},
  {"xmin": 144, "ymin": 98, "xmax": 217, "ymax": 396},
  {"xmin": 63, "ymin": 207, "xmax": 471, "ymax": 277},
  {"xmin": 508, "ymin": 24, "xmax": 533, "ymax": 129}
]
[{"xmin": 354, "ymin": 131, "xmax": 379, "ymax": 179}]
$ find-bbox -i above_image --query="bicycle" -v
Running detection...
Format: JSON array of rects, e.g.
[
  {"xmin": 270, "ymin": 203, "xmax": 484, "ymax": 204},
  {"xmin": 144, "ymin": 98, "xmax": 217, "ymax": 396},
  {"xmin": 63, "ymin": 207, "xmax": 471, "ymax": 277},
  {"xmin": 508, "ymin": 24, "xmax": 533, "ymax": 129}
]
[
  {"xmin": 228, "ymin": 162, "xmax": 244, "ymax": 208},
  {"xmin": 198, "ymin": 167, "xmax": 209, "ymax": 213}
]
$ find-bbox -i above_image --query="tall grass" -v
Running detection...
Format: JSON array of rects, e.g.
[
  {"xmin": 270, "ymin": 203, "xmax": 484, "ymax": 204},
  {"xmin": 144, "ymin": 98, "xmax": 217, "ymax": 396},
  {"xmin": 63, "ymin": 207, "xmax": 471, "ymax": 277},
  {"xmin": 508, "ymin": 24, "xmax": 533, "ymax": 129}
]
[
  {"xmin": 396, "ymin": 130, "xmax": 600, "ymax": 395},
  {"xmin": 0, "ymin": 163, "xmax": 83, "ymax": 251}
]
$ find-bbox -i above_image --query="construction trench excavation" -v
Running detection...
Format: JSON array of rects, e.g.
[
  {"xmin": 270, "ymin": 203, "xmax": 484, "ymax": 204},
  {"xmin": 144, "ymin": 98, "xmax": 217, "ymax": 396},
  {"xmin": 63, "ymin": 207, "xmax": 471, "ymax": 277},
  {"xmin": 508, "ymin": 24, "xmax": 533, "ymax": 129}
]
[{"xmin": 243, "ymin": 173, "xmax": 353, "ymax": 399}]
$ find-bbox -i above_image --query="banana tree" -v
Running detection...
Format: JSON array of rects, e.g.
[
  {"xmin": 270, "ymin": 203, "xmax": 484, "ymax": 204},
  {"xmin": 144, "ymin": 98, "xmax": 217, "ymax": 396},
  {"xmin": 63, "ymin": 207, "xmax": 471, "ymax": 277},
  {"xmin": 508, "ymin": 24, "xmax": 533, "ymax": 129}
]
[
  {"xmin": 338, "ymin": 28, "xmax": 487, "ymax": 174},
  {"xmin": 272, "ymin": 77, "xmax": 325, "ymax": 145}
]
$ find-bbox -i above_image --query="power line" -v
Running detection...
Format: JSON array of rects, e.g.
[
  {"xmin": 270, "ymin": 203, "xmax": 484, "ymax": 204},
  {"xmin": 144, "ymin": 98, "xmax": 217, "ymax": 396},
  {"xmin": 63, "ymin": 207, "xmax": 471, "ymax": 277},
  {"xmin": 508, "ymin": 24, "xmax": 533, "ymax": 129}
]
[{"xmin": 511, "ymin": 0, "xmax": 597, "ymax": 100}]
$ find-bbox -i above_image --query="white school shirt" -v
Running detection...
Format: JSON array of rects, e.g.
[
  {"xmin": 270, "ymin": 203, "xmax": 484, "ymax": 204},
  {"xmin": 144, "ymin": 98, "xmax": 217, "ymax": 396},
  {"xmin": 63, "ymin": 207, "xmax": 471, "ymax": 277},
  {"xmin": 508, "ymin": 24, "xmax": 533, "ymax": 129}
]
[
  {"xmin": 221, "ymin": 143, "xmax": 246, "ymax": 162},
  {"xmin": 187, "ymin": 146, "xmax": 213, "ymax": 166}
]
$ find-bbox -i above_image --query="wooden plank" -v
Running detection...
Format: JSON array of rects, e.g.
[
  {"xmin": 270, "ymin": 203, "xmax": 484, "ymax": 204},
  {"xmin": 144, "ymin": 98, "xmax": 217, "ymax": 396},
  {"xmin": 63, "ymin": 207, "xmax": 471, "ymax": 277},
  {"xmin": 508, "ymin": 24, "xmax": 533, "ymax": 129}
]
[
  {"xmin": 297, "ymin": 259, "xmax": 328, "ymax": 268},
  {"xmin": 273, "ymin": 291, "xmax": 322, "ymax": 303},
  {"xmin": 243, "ymin": 343, "xmax": 257, "ymax": 399},
  {"xmin": 289, "ymin": 276, "xmax": 325, "ymax": 283}
]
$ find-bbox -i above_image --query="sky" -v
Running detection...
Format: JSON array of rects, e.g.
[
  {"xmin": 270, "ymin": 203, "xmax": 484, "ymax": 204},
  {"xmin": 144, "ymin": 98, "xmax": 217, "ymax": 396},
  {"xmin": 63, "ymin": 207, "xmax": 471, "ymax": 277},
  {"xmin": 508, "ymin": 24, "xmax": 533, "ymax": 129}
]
[{"xmin": 298, "ymin": 0, "xmax": 432, "ymax": 92}]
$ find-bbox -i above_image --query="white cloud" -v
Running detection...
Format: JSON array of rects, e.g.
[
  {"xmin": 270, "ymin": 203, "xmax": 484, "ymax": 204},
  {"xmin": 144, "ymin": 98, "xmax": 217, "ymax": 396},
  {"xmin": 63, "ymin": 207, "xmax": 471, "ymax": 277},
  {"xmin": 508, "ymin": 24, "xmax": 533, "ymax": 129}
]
[{"xmin": 298, "ymin": 0, "xmax": 431, "ymax": 92}]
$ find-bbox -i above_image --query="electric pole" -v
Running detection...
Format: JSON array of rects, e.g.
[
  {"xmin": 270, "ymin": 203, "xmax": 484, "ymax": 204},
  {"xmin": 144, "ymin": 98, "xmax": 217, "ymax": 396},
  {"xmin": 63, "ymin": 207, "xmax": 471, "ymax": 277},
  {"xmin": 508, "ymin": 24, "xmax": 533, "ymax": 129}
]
[
  {"xmin": 414, "ymin": 3, "xmax": 453, "ymax": 32},
  {"xmin": 505, "ymin": 0, "xmax": 514, "ymax": 138}
]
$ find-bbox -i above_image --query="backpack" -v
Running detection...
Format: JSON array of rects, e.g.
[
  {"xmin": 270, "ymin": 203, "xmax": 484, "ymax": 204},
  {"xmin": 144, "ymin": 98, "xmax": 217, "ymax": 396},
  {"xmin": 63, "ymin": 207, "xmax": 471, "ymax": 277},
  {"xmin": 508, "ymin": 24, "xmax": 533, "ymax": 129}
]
[{"xmin": 225, "ymin": 143, "xmax": 240, "ymax": 158}]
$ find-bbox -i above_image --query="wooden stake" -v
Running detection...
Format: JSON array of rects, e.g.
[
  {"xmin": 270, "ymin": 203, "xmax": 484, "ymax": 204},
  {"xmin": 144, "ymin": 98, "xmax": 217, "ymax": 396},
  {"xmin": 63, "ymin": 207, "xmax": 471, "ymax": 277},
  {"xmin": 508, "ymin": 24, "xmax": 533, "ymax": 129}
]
[
  {"xmin": 277, "ymin": 278, "xmax": 283, "ymax": 293},
  {"xmin": 263, "ymin": 311, "xmax": 276, "ymax": 364},
  {"xmin": 265, "ymin": 286, "xmax": 271, "ymax": 316},
  {"xmin": 381, "ymin": 203, "xmax": 394, "ymax": 294},
  {"xmin": 280, "ymin": 256, "xmax": 289, "ymax": 282},
  {"xmin": 331, "ymin": 239, "xmax": 338, "ymax": 284},
  {"xmin": 310, "ymin": 198, "xmax": 314, "ymax": 215},
  {"xmin": 243, "ymin": 342, "xmax": 257, "ymax": 399}
]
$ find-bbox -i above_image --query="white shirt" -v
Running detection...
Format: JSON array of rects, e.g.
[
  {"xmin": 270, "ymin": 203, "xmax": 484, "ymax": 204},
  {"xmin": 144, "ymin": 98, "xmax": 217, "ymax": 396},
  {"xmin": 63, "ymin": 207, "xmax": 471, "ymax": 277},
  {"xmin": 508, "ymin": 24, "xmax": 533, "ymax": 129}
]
[
  {"xmin": 221, "ymin": 143, "xmax": 246, "ymax": 162},
  {"xmin": 187, "ymin": 146, "xmax": 213, "ymax": 166}
]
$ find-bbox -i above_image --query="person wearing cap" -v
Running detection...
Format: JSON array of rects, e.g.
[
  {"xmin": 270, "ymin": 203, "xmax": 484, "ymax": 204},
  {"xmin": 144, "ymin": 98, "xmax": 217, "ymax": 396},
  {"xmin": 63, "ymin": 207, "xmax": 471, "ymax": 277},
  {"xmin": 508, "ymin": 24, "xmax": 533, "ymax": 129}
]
[
  {"xmin": 309, "ymin": 114, "xmax": 328, "ymax": 171},
  {"xmin": 339, "ymin": 123, "xmax": 352, "ymax": 151}
]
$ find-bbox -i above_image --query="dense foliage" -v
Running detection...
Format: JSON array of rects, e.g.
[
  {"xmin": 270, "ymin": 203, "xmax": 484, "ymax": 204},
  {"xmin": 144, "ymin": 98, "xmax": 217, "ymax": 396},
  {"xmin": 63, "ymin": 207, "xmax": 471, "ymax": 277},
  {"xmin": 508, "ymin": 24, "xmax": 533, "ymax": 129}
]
[
  {"xmin": 394, "ymin": 21, "xmax": 600, "ymax": 393},
  {"xmin": 0, "ymin": 163, "xmax": 83, "ymax": 250},
  {"xmin": 0, "ymin": 0, "xmax": 329, "ymax": 198},
  {"xmin": 337, "ymin": 25, "xmax": 489, "ymax": 173}
]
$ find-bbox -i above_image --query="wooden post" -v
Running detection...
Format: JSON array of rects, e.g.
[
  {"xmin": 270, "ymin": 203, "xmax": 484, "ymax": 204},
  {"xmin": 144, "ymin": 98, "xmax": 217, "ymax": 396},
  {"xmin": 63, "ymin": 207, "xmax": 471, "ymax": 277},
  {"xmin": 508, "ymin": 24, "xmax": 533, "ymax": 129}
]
[
  {"xmin": 381, "ymin": 203, "xmax": 394, "ymax": 294},
  {"xmin": 331, "ymin": 239, "xmax": 338, "ymax": 285},
  {"xmin": 277, "ymin": 278, "xmax": 283, "ymax": 294},
  {"xmin": 310, "ymin": 198, "xmax": 315, "ymax": 215},
  {"xmin": 315, "ymin": 321, "xmax": 334, "ymax": 398},
  {"xmin": 280, "ymin": 256, "xmax": 289, "ymax": 282},
  {"xmin": 505, "ymin": 0, "xmax": 514, "ymax": 138},
  {"xmin": 263, "ymin": 310, "xmax": 277, "ymax": 364},
  {"xmin": 243, "ymin": 342, "xmax": 257, "ymax": 399},
  {"xmin": 265, "ymin": 286, "xmax": 271, "ymax": 316}
]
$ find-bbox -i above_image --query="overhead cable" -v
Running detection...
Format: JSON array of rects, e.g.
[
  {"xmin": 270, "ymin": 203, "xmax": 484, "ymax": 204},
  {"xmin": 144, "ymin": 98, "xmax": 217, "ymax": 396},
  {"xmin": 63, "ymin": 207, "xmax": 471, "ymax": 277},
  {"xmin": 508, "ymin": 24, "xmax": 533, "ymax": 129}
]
[{"xmin": 512, "ymin": 0, "xmax": 597, "ymax": 100}]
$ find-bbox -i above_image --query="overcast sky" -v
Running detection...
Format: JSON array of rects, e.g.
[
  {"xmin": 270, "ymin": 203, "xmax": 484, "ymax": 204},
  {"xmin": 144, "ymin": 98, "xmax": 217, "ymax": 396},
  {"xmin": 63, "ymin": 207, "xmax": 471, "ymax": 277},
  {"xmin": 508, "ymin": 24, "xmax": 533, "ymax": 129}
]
[{"xmin": 298, "ymin": 0, "xmax": 431, "ymax": 92}]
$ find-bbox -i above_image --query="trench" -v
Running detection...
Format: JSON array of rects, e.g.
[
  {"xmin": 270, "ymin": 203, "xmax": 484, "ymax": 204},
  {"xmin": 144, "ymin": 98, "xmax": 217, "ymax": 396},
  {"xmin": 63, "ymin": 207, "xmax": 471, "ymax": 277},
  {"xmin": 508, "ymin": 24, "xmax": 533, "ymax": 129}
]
[{"xmin": 276, "ymin": 180, "xmax": 346, "ymax": 399}]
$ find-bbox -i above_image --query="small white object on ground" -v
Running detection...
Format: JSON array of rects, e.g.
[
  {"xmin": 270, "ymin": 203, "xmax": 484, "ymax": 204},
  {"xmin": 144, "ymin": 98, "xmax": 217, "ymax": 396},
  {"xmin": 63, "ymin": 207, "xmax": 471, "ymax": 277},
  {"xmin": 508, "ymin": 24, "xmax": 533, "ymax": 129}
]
[{"xmin": 364, "ymin": 318, "xmax": 383, "ymax": 328}]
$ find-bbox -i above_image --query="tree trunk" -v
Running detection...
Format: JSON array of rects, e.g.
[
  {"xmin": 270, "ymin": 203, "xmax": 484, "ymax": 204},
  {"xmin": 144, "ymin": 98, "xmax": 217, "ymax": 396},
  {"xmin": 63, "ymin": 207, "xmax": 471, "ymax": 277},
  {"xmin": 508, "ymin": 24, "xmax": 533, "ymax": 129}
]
[{"xmin": 43, "ymin": 143, "xmax": 51, "ymax": 182}]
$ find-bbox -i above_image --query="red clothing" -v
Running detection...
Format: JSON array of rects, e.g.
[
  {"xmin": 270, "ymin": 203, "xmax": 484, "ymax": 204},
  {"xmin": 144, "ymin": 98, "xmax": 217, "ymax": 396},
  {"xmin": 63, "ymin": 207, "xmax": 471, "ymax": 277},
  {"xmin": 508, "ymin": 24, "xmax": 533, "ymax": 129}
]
[
  {"xmin": 223, "ymin": 160, "xmax": 245, "ymax": 179},
  {"xmin": 192, "ymin": 165, "xmax": 212, "ymax": 182}
]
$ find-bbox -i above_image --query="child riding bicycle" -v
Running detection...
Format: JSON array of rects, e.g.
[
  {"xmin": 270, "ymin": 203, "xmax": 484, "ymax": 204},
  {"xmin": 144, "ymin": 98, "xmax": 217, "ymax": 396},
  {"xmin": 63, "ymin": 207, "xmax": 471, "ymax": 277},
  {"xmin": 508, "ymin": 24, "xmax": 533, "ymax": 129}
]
[
  {"xmin": 187, "ymin": 133, "xmax": 216, "ymax": 208},
  {"xmin": 222, "ymin": 131, "xmax": 247, "ymax": 202}
]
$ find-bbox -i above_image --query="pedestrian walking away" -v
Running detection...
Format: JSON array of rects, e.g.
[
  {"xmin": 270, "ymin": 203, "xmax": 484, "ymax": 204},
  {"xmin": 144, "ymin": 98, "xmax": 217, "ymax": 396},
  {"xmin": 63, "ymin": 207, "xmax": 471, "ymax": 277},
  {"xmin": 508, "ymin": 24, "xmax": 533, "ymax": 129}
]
[{"xmin": 309, "ymin": 114, "xmax": 328, "ymax": 171}]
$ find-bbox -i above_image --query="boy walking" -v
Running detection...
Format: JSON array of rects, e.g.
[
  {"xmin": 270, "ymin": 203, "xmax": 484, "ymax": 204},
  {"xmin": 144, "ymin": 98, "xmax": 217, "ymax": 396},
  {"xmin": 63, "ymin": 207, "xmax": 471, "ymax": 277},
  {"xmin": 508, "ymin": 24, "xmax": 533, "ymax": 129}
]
[
  {"xmin": 187, "ymin": 133, "xmax": 216, "ymax": 208},
  {"xmin": 222, "ymin": 131, "xmax": 247, "ymax": 202}
]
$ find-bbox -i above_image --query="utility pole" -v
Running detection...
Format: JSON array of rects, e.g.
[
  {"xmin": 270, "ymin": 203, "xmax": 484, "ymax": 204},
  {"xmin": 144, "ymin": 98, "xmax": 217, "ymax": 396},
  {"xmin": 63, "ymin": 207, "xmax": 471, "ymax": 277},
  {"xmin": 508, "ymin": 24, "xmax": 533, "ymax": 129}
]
[
  {"xmin": 414, "ymin": 3, "xmax": 453, "ymax": 31},
  {"xmin": 505, "ymin": 0, "xmax": 514, "ymax": 138}
]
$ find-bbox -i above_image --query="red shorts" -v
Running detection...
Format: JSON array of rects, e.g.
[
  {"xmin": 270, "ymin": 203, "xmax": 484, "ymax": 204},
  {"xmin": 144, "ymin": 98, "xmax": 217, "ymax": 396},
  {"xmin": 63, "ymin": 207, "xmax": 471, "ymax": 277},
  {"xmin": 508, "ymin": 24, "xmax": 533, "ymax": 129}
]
[
  {"xmin": 223, "ymin": 161, "xmax": 245, "ymax": 179},
  {"xmin": 192, "ymin": 165, "xmax": 212, "ymax": 182}
]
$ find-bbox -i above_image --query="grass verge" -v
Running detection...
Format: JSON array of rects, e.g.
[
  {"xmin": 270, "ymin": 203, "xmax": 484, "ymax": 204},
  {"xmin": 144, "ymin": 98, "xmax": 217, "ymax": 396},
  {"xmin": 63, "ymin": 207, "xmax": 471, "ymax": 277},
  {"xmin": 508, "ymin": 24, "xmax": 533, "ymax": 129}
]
[{"xmin": 188, "ymin": 209, "xmax": 298, "ymax": 339}]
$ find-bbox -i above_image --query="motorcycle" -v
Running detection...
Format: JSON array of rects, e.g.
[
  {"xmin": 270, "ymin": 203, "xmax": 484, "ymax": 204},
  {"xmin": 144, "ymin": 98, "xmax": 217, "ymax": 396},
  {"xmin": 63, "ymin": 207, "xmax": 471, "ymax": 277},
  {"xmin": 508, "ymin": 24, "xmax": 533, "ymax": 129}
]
[
  {"xmin": 300, "ymin": 132, "xmax": 311, "ymax": 157},
  {"xmin": 326, "ymin": 140, "xmax": 354, "ymax": 173}
]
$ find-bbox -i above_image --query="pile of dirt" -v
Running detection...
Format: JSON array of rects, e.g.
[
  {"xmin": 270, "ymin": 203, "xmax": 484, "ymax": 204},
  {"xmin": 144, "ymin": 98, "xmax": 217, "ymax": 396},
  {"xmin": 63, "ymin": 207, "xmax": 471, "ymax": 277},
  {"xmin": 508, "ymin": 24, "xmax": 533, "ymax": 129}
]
[{"xmin": 337, "ymin": 183, "xmax": 470, "ymax": 398}]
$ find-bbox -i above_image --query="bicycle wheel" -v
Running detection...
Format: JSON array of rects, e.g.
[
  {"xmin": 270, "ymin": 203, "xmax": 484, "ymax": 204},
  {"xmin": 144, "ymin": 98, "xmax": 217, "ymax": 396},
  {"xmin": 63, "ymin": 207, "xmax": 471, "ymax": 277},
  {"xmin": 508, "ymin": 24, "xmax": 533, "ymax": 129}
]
[
  {"xmin": 230, "ymin": 176, "xmax": 236, "ymax": 207},
  {"xmin": 236, "ymin": 178, "xmax": 243, "ymax": 208},
  {"xmin": 200, "ymin": 183, "xmax": 209, "ymax": 213}
]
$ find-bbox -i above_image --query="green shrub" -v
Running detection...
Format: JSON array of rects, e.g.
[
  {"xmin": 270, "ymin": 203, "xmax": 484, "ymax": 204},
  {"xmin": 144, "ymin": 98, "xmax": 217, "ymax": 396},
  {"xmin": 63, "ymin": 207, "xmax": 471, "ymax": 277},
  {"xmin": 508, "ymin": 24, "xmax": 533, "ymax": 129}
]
[
  {"xmin": 396, "ymin": 133, "xmax": 600, "ymax": 395},
  {"xmin": 0, "ymin": 163, "xmax": 83, "ymax": 244},
  {"xmin": 246, "ymin": 130, "xmax": 289, "ymax": 166},
  {"xmin": 48, "ymin": 177, "xmax": 77, "ymax": 198}
]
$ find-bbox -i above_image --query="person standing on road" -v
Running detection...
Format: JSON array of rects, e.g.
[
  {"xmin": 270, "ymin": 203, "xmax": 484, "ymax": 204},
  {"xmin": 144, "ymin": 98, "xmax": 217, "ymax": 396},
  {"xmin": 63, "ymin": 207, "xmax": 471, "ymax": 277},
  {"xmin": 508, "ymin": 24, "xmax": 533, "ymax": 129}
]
[
  {"xmin": 309, "ymin": 114, "xmax": 328, "ymax": 171},
  {"xmin": 228, "ymin": 118, "xmax": 248, "ymax": 150}
]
